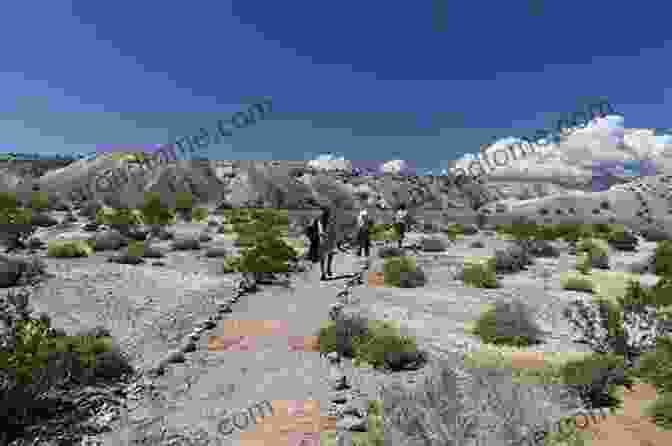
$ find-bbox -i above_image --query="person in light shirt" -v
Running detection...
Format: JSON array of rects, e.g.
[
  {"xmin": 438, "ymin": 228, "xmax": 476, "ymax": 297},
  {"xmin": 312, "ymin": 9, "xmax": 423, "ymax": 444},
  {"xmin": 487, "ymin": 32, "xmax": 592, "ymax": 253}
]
[
  {"xmin": 355, "ymin": 208, "xmax": 372, "ymax": 258},
  {"xmin": 394, "ymin": 204, "xmax": 409, "ymax": 249}
]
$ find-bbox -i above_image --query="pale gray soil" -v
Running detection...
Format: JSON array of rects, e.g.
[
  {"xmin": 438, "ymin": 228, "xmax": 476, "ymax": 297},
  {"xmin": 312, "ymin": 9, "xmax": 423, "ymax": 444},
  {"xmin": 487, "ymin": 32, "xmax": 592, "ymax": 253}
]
[{"xmin": 11, "ymin": 221, "xmax": 658, "ymax": 445}]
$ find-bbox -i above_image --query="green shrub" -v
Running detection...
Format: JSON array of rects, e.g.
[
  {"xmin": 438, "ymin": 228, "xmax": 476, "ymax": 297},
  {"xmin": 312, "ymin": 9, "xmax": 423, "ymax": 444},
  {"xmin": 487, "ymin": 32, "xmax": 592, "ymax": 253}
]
[
  {"xmin": 560, "ymin": 273, "xmax": 594, "ymax": 292},
  {"xmin": 237, "ymin": 231, "xmax": 297, "ymax": 275},
  {"xmin": 576, "ymin": 252, "xmax": 593, "ymax": 275},
  {"xmin": 192, "ymin": 207, "xmax": 208, "ymax": 223},
  {"xmin": 352, "ymin": 320, "xmax": 421, "ymax": 370},
  {"xmin": 95, "ymin": 206, "xmax": 144, "ymax": 228},
  {"xmin": 47, "ymin": 240, "xmax": 93, "ymax": 257},
  {"xmin": 140, "ymin": 193, "xmax": 175, "ymax": 228},
  {"xmin": 576, "ymin": 237, "xmax": 608, "ymax": 258},
  {"xmin": 559, "ymin": 353, "xmax": 629, "ymax": 410},
  {"xmin": 382, "ymin": 256, "xmax": 416, "ymax": 287},
  {"xmin": 317, "ymin": 313, "xmax": 371, "ymax": 358},
  {"xmin": 644, "ymin": 392, "xmax": 672, "ymax": 430},
  {"xmin": 222, "ymin": 256, "xmax": 240, "ymax": 273},
  {"xmin": 636, "ymin": 336, "xmax": 672, "ymax": 395},
  {"xmin": 654, "ymin": 240, "xmax": 672, "ymax": 277},
  {"xmin": 471, "ymin": 299, "xmax": 546, "ymax": 347},
  {"xmin": 462, "ymin": 257, "xmax": 498, "ymax": 288}
]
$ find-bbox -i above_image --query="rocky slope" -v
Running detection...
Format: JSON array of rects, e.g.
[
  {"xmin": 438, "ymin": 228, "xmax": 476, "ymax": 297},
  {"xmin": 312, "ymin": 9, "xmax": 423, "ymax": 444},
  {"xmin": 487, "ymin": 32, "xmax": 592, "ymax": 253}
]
[{"xmin": 2, "ymin": 115, "xmax": 672, "ymax": 232}]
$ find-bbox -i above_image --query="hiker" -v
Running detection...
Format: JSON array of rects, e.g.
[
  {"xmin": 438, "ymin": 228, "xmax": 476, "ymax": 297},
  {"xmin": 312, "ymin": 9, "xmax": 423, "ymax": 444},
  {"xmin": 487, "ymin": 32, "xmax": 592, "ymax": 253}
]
[
  {"xmin": 304, "ymin": 217, "xmax": 320, "ymax": 263},
  {"xmin": 394, "ymin": 203, "xmax": 409, "ymax": 249},
  {"xmin": 355, "ymin": 208, "xmax": 372, "ymax": 258},
  {"xmin": 317, "ymin": 205, "xmax": 337, "ymax": 280}
]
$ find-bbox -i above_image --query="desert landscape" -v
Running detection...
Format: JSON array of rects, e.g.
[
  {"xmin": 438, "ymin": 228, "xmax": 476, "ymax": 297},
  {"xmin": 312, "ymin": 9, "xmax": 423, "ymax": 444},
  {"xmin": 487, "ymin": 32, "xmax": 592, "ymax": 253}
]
[{"xmin": 3, "ymin": 117, "xmax": 672, "ymax": 445}]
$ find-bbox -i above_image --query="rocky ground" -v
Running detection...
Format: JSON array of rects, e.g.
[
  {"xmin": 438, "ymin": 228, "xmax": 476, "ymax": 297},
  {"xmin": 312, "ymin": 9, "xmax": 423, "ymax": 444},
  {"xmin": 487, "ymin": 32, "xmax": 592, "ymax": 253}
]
[{"xmin": 2, "ymin": 203, "xmax": 667, "ymax": 445}]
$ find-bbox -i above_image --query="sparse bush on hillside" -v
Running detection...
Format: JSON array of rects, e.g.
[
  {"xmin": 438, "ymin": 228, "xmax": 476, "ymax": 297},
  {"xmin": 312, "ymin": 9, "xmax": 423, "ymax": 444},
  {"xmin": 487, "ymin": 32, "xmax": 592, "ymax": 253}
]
[
  {"xmin": 559, "ymin": 353, "xmax": 632, "ymax": 410},
  {"xmin": 139, "ymin": 193, "xmax": 175, "ymax": 240},
  {"xmin": 192, "ymin": 207, "xmax": 208, "ymax": 223},
  {"xmin": 47, "ymin": 240, "xmax": 93, "ymax": 258},
  {"xmin": 0, "ymin": 288, "xmax": 133, "ymax": 443},
  {"xmin": 560, "ymin": 274, "xmax": 594, "ymax": 292},
  {"xmin": 644, "ymin": 392, "xmax": 672, "ymax": 431},
  {"xmin": 175, "ymin": 191, "xmax": 194, "ymax": 221},
  {"xmin": 462, "ymin": 257, "xmax": 498, "ymax": 288},
  {"xmin": 380, "ymin": 358, "xmax": 581, "ymax": 446},
  {"xmin": 382, "ymin": 256, "xmax": 426, "ymax": 288},
  {"xmin": 636, "ymin": 336, "xmax": 672, "ymax": 395},
  {"xmin": 471, "ymin": 298, "xmax": 546, "ymax": 347},
  {"xmin": 0, "ymin": 192, "xmax": 36, "ymax": 252},
  {"xmin": 654, "ymin": 240, "xmax": 672, "ymax": 277},
  {"xmin": 493, "ymin": 244, "xmax": 533, "ymax": 274}
]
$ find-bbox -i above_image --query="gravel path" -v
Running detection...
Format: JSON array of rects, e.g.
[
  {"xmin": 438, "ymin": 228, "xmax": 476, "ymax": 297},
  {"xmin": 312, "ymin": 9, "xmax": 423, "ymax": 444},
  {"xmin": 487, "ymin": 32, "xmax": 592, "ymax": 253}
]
[{"xmin": 96, "ymin": 252, "xmax": 363, "ymax": 446}]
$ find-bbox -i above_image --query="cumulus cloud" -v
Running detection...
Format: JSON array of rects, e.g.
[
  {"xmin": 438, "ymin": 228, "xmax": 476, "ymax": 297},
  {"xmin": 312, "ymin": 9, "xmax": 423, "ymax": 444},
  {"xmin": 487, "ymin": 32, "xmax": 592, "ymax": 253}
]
[
  {"xmin": 380, "ymin": 159, "xmax": 406, "ymax": 174},
  {"xmin": 308, "ymin": 153, "xmax": 351, "ymax": 171}
]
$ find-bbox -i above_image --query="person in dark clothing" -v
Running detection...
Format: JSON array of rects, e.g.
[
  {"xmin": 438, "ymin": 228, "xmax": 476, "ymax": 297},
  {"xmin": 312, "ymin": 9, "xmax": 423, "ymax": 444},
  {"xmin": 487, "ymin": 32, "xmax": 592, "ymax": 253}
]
[
  {"xmin": 394, "ymin": 204, "xmax": 409, "ymax": 249},
  {"xmin": 305, "ymin": 217, "xmax": 320, "ymax": 262},
  {"xmin": 317, "ymin": 206, "xmax": 336, "ymax": 280},
  {"xmin": 355, "ymin": 208, "xmax": 372, "ymax": 257}
]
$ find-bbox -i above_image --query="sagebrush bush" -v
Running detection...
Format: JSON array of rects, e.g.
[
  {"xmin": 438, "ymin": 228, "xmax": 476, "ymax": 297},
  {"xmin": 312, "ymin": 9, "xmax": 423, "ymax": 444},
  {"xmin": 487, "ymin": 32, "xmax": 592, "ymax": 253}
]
[
  {"xmin": 317, "ymin": 313, "xmax": 371, "ymax": 358},
  {"xmin": 493, "ymin": 243, "xmax": 533, "ymax": 274},
  {"xmin": 472, "ymin": 298, "xmax": 546, "ymax": 347},
  {"xmin": 462, "ymin": 257, "xmax": 498, "ymax": 288},
  {"xmin": 221, "ymin": 256, "xmax": 240, "ymax": 273},
  {"xmin": 380, "ymin": 357, "xmax": 582, "ymax": 446},
  {"xmin": 353, "ymin": 321, "xmax": 423, "ymax": 371},
  {"xmin": 383, "ymin": 256, "xmax": 426, "ymax": 288},
  {"xmin": 636, "ymin": 336, "xmax": 672, "ymax": 395},
  {"xmin": 47, "ymin": 240, "xmax": 93, "ymax": 258},
  {"xmin": 560, "ymin": 273, "xmax": 594, "ymax": 292},
  {"xmin": 643, "ymin": 392, "xmax": 672, "ymax": 430},
  {"xmin": 0, "ymin": 288, "xmax": 133, "ymax": 440},
  {"xmin": 192, "ymin": 207, "xmax": 208, "ymax": 223},
  {"xmin": 559, "ymin": 353, "xmax": 632, "ymax": 410},
  {"xmin": 654, "ymin": 240, "xmax": 672, "ymax": 277},
  {"xmin": 237, "ymin": 231, "xmax": 297, "ymax": 276}
]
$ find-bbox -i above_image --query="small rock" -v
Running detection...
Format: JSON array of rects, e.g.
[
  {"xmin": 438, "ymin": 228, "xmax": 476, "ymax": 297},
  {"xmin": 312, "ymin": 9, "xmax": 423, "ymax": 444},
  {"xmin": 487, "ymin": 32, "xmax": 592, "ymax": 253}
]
[
  {"xmin": 341, "ymin": 399, "xmax": 368, "ymax": 418},
  {"xmin": 201, "ymin": 319, "xmax": 217, "ymax": 330},
  {"xmin": 164, "ymin": 350, "xmax": 186, "ymax": 364},
  {"xmin": 337, "ymin": 415, "xmax": 368, "ymax": 432},
  {"xmin": 180, "ymin": 340, "xmax": 197, "ymax": 353},
  {"xmin": 188, "ymin": 333, "xmax": 201, "ymax": 341},
  {"xmin": 330, "ymin": 391, "xmax": 349, "ymax": 404}
]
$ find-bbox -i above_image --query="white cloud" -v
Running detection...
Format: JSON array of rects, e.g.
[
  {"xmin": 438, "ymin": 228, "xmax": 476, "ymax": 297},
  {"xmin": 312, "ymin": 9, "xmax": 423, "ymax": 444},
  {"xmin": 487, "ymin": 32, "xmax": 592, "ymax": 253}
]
[{"xmin": 381, "ymin": 159, "xmax": 406, "ymax": 174}]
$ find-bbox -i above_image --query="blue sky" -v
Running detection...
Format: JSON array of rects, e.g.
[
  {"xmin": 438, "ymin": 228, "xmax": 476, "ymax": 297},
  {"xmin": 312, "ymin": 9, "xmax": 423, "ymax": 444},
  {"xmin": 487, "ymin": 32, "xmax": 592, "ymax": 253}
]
[{"xmin": 1, "ymin": 0, "xmax": 671, "ymax": 173}]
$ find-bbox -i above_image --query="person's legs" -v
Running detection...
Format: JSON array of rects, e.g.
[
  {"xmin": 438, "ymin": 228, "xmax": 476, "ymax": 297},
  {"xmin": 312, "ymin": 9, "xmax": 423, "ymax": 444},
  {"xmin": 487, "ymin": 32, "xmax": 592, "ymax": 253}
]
[{"xmin": 327, "ymin": 252, "xmax": 334, "ymax": 276}]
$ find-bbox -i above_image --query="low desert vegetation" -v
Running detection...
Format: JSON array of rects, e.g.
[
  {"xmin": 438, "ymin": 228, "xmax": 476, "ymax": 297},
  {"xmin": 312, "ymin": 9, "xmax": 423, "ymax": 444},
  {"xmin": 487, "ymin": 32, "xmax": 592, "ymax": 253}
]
[
  {"xmin": 469, "ymin": 298, "xmax": 546, "ymax": 347},
  {"xmin": 462, "ymin": 256, "xmax": 499, "ymax": 288},
  {"xmin": 382, "ymin": 256, "xmax": 426, "ymax": 288},
  {"xmin": 317, "ymin": 313, "xmax": 426, "ymax": 372},
  {"xmin": 0, "ymin": 288, "xmax": 133, "ymax": 444},
  {"xmin": 320, "ymin": 399, "xmax": 384, "ymax": 446},
  {"xmin": 47, "ymin": 240, "xmax": 94, "ymax": 258}
]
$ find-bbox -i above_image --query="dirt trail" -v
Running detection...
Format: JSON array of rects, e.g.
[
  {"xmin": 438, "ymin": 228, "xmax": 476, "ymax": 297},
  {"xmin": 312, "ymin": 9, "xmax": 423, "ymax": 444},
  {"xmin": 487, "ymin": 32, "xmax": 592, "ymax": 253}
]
[{"xmin": 99, "ymin": 251, "xmax": 362, "ymax": 445}]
